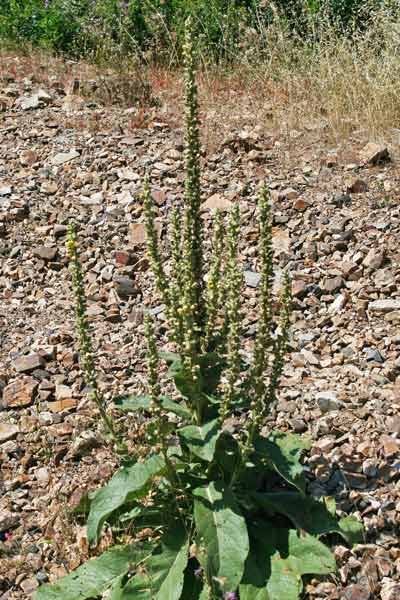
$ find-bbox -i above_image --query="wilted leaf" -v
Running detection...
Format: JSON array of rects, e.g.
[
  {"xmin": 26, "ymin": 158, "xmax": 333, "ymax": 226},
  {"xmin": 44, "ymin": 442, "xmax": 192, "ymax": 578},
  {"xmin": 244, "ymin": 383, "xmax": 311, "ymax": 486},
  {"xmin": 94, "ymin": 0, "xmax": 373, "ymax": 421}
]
[
  {"xmin": 194, "ymin": 481, "xmax": 249, "ymax": 593},
  {"xmin": 87, "ymin": 454, "xmax": 165, "ymax": 546}
]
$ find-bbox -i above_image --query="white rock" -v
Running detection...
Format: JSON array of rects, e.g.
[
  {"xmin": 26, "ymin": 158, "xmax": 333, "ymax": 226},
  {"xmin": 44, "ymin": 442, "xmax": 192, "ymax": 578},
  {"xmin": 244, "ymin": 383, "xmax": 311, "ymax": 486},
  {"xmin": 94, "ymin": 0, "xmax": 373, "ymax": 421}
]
[
  {"xmin": 55, "ymin": 384, "xmax": 72, "ymax": 400},
  {"xmin": 51, "ymin": 149, "xmax": 80, "ymax": 166},
  {"xmin": 0, "ymin": 423, "xmax": 19, "ymax": 443},
  {"xmin": 316, "ymin": 391, "xmax": 341, "ymax": 412},
  {"xmin": 369, "ymin": 299, "xmax": 400, "ymax": 313}
]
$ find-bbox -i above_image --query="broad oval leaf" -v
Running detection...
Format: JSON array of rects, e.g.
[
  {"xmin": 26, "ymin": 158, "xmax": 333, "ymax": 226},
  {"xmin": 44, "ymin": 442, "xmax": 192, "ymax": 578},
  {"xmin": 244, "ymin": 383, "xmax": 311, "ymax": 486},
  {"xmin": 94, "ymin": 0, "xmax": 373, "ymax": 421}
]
[
  {"xmin": 114, "ymin": 394, "xmax": 152, "ymax": 411},
  {"xmin": 254, "ymin": 432, "xmax": 311, "ymax": 493},
  {"xmin": 266, "ymin": 529, "xmax": 335, "ymax": 600},
  {"xmin": 108, "ymin": 575, "xmax": 125, "ymax": 600},
  {"xmin": 239, "ymin": 544, "xmax": 269, "ymax": 600},
  {"xmin": 194, "ymin": 481, "xmax": 249, "ymax": 593},
  {"xmin": 122, "ymin": 525, "xmax": 189, "ymax": 600},
  {"xmin": 252, "ymin": 492, "xmax": 363, "ymax": 544},
  {"xmin": 266, "ymin": 554, "xmax": 303, "ymax": 600},
  {"xmin": 179, "ymin": 419, "xmax": 221, "ymax": 462},
  {"xmin": 35, "ymin": 544, "xmax": 153, "ymax": 600},
  {"xmin": 87, "ymin": 454, "xmax": 165, "ymax": 546},
  {"xmin": 241, "ymin": 523, "xmax": 335, "ymax": 600},
  {"xmin": 283, "ymin": 528, "xmax": 336, "ymax": 575}
]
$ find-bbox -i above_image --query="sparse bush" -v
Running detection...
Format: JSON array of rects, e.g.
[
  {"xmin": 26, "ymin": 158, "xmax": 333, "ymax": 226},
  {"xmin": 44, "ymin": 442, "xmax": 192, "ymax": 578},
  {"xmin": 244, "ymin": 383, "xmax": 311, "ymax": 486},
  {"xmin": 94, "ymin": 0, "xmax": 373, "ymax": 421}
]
[{"xmin": 36, "ymin": 19, "xmax": 363, "ymax": 600}]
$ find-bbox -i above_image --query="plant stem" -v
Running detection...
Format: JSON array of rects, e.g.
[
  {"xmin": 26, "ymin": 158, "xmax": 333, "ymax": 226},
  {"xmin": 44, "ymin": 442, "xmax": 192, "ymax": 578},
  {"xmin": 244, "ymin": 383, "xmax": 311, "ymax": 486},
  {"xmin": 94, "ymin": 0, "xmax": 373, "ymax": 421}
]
[{"xmin": 66, "ymin": 223, "xmax": 127, "ymax": 456}]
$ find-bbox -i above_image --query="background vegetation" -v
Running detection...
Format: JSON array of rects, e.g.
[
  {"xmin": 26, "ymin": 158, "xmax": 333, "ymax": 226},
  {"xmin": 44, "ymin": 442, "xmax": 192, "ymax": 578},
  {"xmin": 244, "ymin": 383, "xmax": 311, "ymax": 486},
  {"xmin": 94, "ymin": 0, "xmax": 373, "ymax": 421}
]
[{"xmin": 0, "ymin": 0, "xmax": 399, "ymax": 63}]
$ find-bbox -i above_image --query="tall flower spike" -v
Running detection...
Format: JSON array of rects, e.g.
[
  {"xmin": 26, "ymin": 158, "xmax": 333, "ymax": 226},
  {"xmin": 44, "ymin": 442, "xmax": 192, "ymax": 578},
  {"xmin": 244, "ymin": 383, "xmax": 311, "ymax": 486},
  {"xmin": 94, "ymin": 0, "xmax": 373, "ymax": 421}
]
[
  {"xmin": 66, "ymin": 223, "xmax": 126, "ymax": 455},
  {"xmin": 167, "ymin": 208, "xmax": 184, "ymax": 347},
  {"xmin": 220, "ymin": 204, "xmax": 243, "ymax": 423},
  {"xmin": 144, "ymin": 314, "xmax": 162, "ymax": 413},
  {"xmin": 266, "ymin": 270, "xmax": 291, "ymax": 408},
  {"xmin": 180, "ymin": 227, "xmax": 203, "ymax": 422},
  {"xmin": 182, "ymin": 17, "xmax": 204, "ymax": 336},
  {"xmin": 143, "ymin": 176, "xmax": 169, "ymax": 307},
  {"xmin": 203, "ymin": 209, "xmax": 225, "ymax": 351},
  {"xmin": 248, "ymin": 185, "xmax": 274, "ymax": 404}
]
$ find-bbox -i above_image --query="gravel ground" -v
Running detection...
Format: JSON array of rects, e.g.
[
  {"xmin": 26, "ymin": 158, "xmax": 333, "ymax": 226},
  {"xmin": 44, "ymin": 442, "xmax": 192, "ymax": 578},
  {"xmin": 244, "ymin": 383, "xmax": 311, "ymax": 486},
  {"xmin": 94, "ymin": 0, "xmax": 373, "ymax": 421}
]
[{"xmin": 0, "ymin": 66, "xmax": 399, "ymax": 599}]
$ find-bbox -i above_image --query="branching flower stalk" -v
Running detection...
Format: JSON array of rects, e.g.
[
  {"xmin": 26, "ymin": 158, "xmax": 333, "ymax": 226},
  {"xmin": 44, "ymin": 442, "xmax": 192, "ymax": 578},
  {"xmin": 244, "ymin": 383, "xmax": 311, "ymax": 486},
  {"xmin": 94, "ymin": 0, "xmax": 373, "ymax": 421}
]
[
  {"xmin": 232, "ymin": 188, "xmax": 291, "ymax": 475},
  {"xmin": 66, "ymin": 223, "xmax": 126, "ymax": 455},
  {"xmin": 220, "ymin": 204, "xmax": 243, "ymax": 423}
]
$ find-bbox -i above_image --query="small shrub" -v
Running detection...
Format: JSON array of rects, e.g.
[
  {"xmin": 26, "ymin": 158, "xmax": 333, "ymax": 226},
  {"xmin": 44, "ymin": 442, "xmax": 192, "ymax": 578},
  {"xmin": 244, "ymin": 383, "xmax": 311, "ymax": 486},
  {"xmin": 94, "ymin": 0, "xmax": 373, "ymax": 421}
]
[{"xmin": 36, "ymin": 18, "xmax": 363, "ymax": 600}]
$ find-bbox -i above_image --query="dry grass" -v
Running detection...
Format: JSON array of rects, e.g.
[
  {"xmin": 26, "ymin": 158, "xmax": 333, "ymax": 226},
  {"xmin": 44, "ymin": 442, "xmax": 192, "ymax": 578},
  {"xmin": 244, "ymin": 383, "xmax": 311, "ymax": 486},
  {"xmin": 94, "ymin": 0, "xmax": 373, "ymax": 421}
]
[
  {"xmin": 147, "ymin": 9, "xmax": 400, "ymax": 150},
  {"xmin": 1, "ymin": 9, "xmax": 400, "ymax": 147}
]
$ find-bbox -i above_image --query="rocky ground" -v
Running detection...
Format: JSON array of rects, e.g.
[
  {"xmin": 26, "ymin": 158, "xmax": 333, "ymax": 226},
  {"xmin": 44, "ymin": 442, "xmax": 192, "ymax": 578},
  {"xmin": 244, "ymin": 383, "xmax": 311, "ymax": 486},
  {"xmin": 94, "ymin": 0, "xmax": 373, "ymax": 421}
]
[{"xmin": 0, "ymin": 58, "xmax": 400, "ymax": 600}]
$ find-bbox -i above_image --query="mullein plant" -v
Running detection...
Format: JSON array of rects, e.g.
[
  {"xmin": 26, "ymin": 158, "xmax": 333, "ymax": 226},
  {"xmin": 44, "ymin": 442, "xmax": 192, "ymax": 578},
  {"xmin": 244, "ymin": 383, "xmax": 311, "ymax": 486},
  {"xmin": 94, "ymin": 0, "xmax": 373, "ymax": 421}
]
[{"xmin": 37, "ymin": 18, "xmax": 363, "ymax": 600}]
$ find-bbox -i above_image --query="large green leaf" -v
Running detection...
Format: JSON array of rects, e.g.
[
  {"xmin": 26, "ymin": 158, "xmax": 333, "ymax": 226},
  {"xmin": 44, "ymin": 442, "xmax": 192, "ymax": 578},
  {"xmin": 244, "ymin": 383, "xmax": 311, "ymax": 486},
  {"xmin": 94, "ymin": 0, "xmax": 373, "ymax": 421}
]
[
  {"xmin": 267, "ymin": 528, "xmax": 335, "ymax": 600},
  {"xmin": 35, "ymin": 544, "xmax": 153, "ymax": 600},
  {"xmin": 194, "ymin": 481, "xmax": 249, "ymax": 594},
  {"xmin": 337, "ymin": 515, "xmax": 365, "ymax": 545},
  {"xmin": 163, "ymin": 349, "xmax": 224, "ymax": 400},
  {"xmin": 87, "ymin": 454, "xmax": 165, "ymax": 546},
  {"xmin": 210, "ymin": 431, "xmax": 241, "ymax": 484},
  {"xmin": 173, "ymin": 367, "xmax": 202, "ymax": 401},
  {"xmin": 254, "ymin": 432, "xmax": 311, "ymax": 493},
  {"xmin": 281, "ymin": 529, "xmax": 336, "ymax": 575},
  {"xmin": 240, "ymin": 524, "xmax": 335, "ymax": 600},
  {"xmin": 180, "ymin": 560, "xmax": 204, "ymax": 600},
  {"xmin": 239, "ymin": 542, "xmax": 270, "ymax": 600},
  {"xmin": 121, "ymin": 525, "xmax": 189, "ymax": 600},
  {"xmin": 252, "ymin": 492, "xmax": 363, "ymax": 544},
  {"xmin": 108, "ymin": 575, "xmax": 125, "ymax": 600},
  {"xmin": 114, "ymin": 395, "xmax": 192, "ymax": 420},
  {"xmin": 266, "ymin": 555, "xmax": 303, "ymax": 600},
  {"xmin": 179, "ymin": 419, "xmax": 221, "ymax": 462}
]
